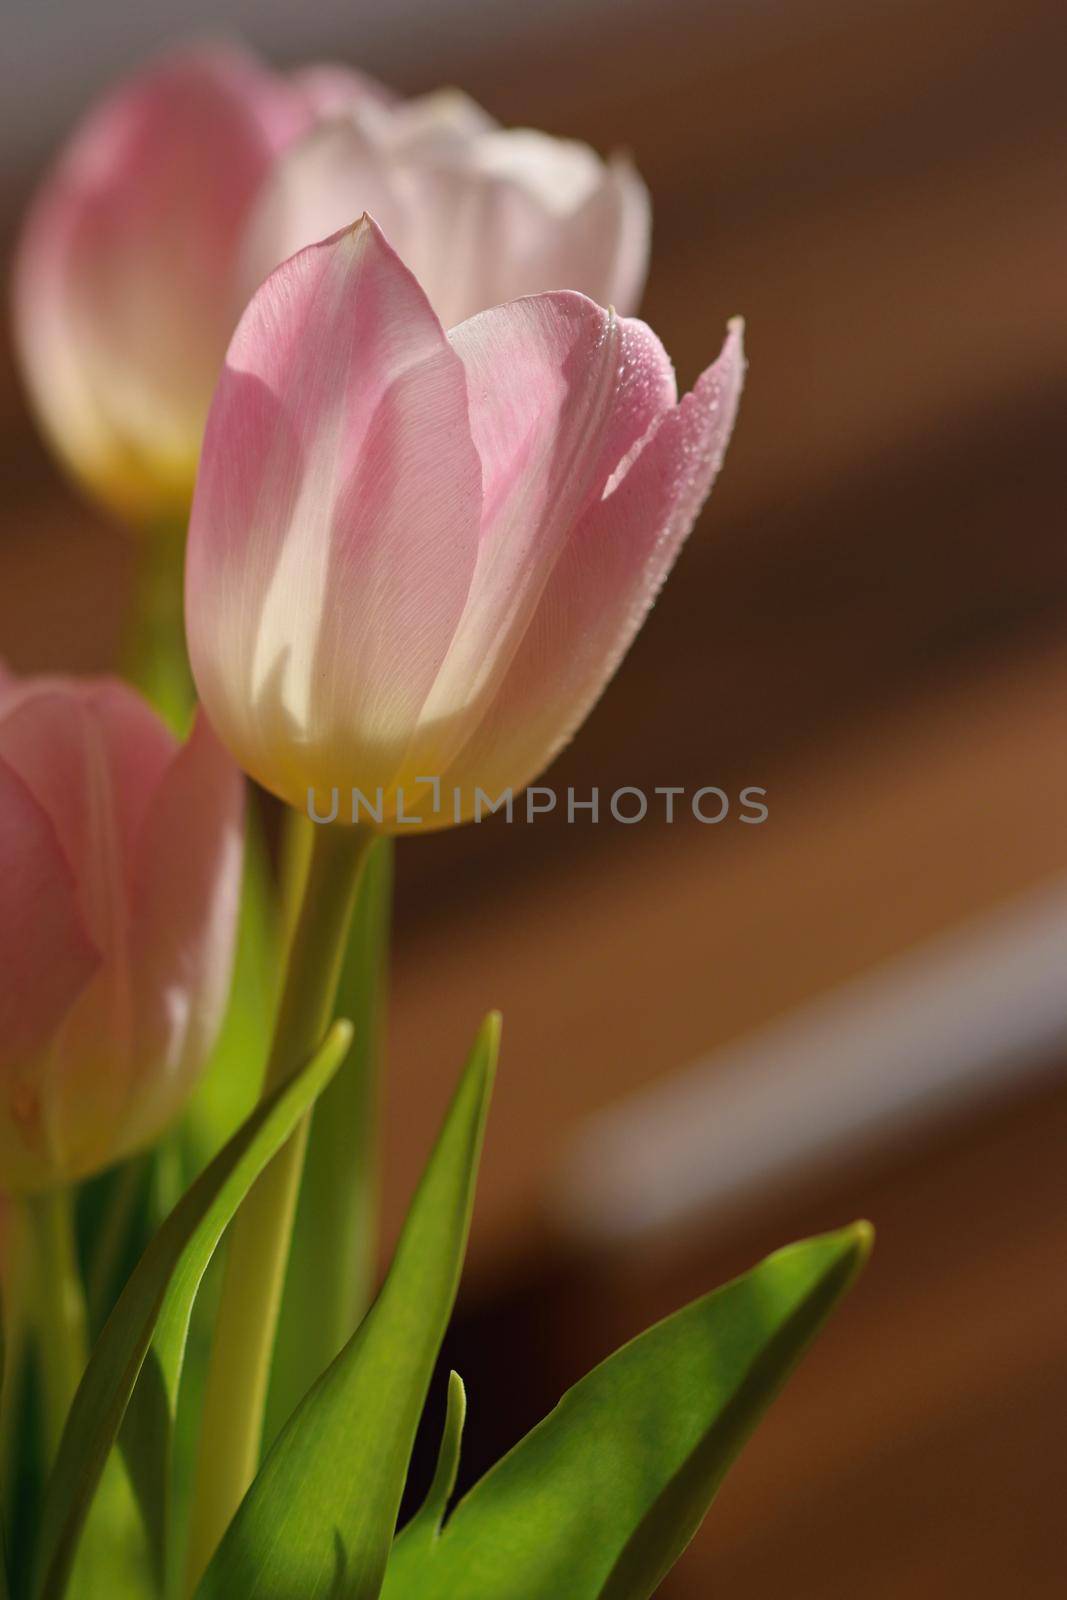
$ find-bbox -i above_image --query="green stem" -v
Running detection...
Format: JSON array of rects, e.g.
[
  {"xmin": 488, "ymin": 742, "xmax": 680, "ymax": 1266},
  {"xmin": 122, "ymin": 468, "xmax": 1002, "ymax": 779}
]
[
  {"xmin": 263, "ymin": 823, "xmax": 393, "ymax": 1447},
  {"xmin": 24, "ymin": 1191, "xmax": 88, "ymax": 1467},
  {"xmin": 184, "ymin": 821, "xmax": 374, "ymax": 1593},
  {"xmin": 124, "ymin": 522, "xmax": 194, "ymax": 731}
]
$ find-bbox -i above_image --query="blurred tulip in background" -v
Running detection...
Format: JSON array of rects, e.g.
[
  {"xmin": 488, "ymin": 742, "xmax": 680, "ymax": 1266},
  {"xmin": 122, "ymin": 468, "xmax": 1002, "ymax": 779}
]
[
  {"xmin": 11, "ymin": 47, "xmax": 304, "ymax": 524},
  {"xmin": 239, "ymin": 74, "xmax": 649, "ymax": 331},
  {"xmin": 0, "ymin": 670, "xmax": 244, "ymax": 1191},
  {"xmin": 12, "ymin": 45, "xmax": 649, "ymax": 527}
]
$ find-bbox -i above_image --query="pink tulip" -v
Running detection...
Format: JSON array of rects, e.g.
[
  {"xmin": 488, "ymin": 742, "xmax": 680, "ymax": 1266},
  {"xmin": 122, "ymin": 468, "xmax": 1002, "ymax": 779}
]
[
  {"xmin": 12, "ymin": 46, "xmax": 307, "ymax": 523},
  {"xmin": 15, "ymin": 46, "xmax": 650, "ymax": 522},
  {"xmin": 239, "ymin": 82, "xmax": 650, "ymax": 331},
  {"xmin": 186, "ymin": 218, "xmax": 742, "ymax": 831},
  {"xmin": 0, "ymin": 671, "xmax": 243, "ymax": 1191}
]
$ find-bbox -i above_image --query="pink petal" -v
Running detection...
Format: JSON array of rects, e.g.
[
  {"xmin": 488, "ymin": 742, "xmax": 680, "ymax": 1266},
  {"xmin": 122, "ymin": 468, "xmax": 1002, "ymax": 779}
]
[
  {"xmin": 383, "ymin": 89, "xmax": 499, "ymax": 157},
  {"xmin": 0, "ymin": 677, "xmax": 180, "ymax": 1182},
  {"xmin": 116, "ymin": 711, "xmax": 244, "ymax": 1158},
  {"xmin": 0, "ymin": 679, "xmax": 176, "ymax": 943},
  {"xmin": 186, "ymin": 216, "xmax": 483, "ymax": 808},
  {"xmin": 440, "ymin": 321, "xmax": 745, "ymax": 807},
  {"xmin": 0, "ymin": 755, "xmax": 99, "ymax": 1076},
  {"xmin": 238, "ymin": 91, "xmax": 500, "ymax": 321},
  {"xmin": 238, "ymin": 117, "xmax": 410, "ymax": 307},
  {"xmin": 241, "ymin": 97, "xmax": 648, "ymax": 332},
  {"xmin": 13, "ymin": 45, "xmax": 306, "ymax": 519},
  {"xmin": 575, "ymin": 153, "xmax": 651, "ymax": 317},
  {"xmin": 404, "ymin": 130, "xmax": 648, "ymax": 325},
  {"xmin": 292, "ymin": 62, "xmax": 399, "ymax": 120},
  {"xmin": 404, "ymin": 295, "xmax": 676, "ymax": 779}
]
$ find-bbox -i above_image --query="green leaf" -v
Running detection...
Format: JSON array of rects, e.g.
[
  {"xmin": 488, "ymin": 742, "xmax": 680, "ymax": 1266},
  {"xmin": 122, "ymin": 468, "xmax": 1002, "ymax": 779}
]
[
  {"xmin": 265, "ymin": 831, "xmax": 393, "ymax": 1449},
  {"xmin": 383, "ymin": 1223, "xmax": 872, "ymax": 1600},
  {"xmin": 196, "ymin": 1013, "xmax": 499, "ymax": 1600},
  {"xmin": 32, "ymin": 1021, "xmax": 352, "ymax": 1600},
  {"xmin": 401, "ymin": 1371, "xmax": 467, "ymax": 1555}
]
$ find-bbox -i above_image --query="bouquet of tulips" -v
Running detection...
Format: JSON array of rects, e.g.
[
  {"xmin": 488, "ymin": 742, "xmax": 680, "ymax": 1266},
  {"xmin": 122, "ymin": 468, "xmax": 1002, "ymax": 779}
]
[{"xmin": 2, "ymin": 44, "xmax": 871, "ymax": 1600}]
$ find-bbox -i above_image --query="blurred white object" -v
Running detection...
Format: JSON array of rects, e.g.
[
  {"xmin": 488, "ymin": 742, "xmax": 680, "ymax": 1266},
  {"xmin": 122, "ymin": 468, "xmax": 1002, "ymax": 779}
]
[{"xmin": 555, "ymin": 876, "xmax": 1067, "ymax": 1244}]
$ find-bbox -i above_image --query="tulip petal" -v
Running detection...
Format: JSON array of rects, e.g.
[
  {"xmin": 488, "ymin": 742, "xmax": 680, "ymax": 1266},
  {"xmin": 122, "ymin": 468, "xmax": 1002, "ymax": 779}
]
[
  {"xmin": 404, "ymin": 296, "xmax": 676, "ymax": 781},
  {"xmin": 0, "ymin": 681, "xmax": 175, "ymax": 937},
  {"xmin": 13, "ymin": 46, "xmax": 305, "ymax": 518},
  {"xmin": 409, "ymin": 130, "xmax": 648, "ymax": 323},
  {"xmin": 238, "ymin": 91, "xmax": 502, "ymax": 325},
  {"xmin": 0, "ymin": 682, "xmax": 177, "ymax": 1182},
  {"xmin": 243, "ymin": 101, "xmax": 648, "ymax": 334},
  {"xmin": 0, "ymin": 755, "xmax": 99, "ymax": 1076},
  {"xmin": 578, "ymin": 154, "xmax": 651, "ymax": 318},
  {"xmin": 238, "ymin": 118, "xmax": 410, "ymax": 308},
  {"xmin": 440, "ymin": 321, "xmax": 745, "ymax": 809},
  {"xmin": 292, "ymin": 62, "xmax": 399, "ymax": 121},
  {"xmin": 385, "ymin": 89, "xmax": 499, "ymax": 158},
  {"xmin": 187, "ymin": 217, "xmax": 483, "ymax": 808},
  {"xmin": 118, "ymin": 712, "xmax": 244, "ymax": 1157}
]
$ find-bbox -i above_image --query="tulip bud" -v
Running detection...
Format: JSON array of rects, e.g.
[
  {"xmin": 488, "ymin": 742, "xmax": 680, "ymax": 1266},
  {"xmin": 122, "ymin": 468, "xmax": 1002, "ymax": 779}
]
[
  {"xmin": 240, "ymin": 83, "xmax": 650, "ymax": 330},
  {"xmin": 186, "ymin": 218, "xmax": 742, "ymax": 833},
  {"xmin": 12, "ymin": 47, "xmax": 306, "ymax": 524},
  {"xmin": 0, "ymin": 671, "xmax": 243, "ymax": 1191}
]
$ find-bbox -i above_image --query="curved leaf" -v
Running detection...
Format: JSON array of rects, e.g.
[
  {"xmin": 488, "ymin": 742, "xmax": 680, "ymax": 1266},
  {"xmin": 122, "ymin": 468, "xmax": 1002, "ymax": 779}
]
[
  {"xmin": 196, "ymin": 1014, "xmax": 499, "ymax": 1600},
  {"xmin": 383, "ymin": 1223, "xmax": 872, "ymax": 1600},
  {"xmin": 404, "ymin": 1370, "xmax": 467, "ymax": 1552},
  {"xmin": 32, "ymin": 1021, "xmax": 352, "ymax": 1600}
]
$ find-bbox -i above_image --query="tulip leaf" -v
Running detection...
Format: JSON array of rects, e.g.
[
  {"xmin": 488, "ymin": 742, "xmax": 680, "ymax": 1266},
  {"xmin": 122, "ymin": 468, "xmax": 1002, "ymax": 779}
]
[
  {"xmin": 195, "ymin": 1014, "xmax": 499, "ymax": 1600},
  {"xmin": 31, "ymin": 1021, "xmax": 352, "ymax": 1600},
  {"xmin": 405, "ymin": 1370, "xmax": 467, "ymax": 1548},
  {"xmin": 265, "ymin": 830, "xmax": 393, "ymax": 1448},
  {"xmin": 382, "ymin": 1223, "xmax": 872, "ymax": 1600}
]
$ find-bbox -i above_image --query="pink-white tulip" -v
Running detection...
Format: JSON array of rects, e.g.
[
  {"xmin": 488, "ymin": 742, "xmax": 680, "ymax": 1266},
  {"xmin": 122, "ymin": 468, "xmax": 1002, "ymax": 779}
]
[
  {"xmin": 239, "ymin": 80, "xmax": 650, "ymax": 331},
  {"xmin": 14, "ymin": 46, "xmax": 649, "ymax": 526},
  {"xmin": 186, "ymin": 218, "xmax": 742, "ymax": 831},
  {"xmin": 0, "ymin": 671, "xmax": 243, "ymax": 1191},
  {"xmin": 12, "ymin": 46, "xmax": 307, "ymax": 522}
]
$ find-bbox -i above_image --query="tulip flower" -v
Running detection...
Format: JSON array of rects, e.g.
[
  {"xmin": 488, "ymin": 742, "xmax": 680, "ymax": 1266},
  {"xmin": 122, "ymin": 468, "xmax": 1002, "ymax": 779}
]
[
  {"xmin": 0, "ymin": 670, "xmax": 243, "ymax": 1191},
  {"xmin": 12, "ymin": 46, "xmax": 307, "ymax": 523},
  {"xmin": 239, "ymin": 81, "xmax": 650, "ymax": 331},
  {"xmin": 186, "ymin": 217, "xmax": 743, "ymax": 832},
  {"xmin": 14, "ymin": 47, "xmax": 649, "ymax": 527}
]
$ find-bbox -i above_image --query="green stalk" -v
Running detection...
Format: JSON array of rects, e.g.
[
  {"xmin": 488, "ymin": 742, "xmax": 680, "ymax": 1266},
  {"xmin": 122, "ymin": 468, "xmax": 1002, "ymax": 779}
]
[
  {"xmin": 184, "ymin": 821, "xmax": 374, "ymax": 1593},
  {"xmin": 264, "ymin": 823, "xmax": 393, "ymax": 1447},
  {"xmin": 24, "ymin": 1191, "xmax": 88, "ymax": 1467},
  {"xmin": 124, "ymin": 522, "xmax": 194, "ymax": 732}
]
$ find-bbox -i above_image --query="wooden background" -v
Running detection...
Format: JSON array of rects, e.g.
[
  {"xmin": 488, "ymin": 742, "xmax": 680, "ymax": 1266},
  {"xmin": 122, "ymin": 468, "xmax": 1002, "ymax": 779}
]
[{"xmin": 2, "ymin": 0, "xmax": 1066, "ymax": 1590}]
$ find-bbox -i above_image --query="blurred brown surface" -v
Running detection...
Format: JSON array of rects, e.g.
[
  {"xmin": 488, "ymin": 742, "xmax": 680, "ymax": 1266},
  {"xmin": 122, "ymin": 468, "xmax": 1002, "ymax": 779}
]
[{"xmin": 3, "ymin": 0, "xmax": 1067, "ymax": 1592}]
